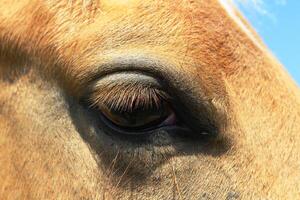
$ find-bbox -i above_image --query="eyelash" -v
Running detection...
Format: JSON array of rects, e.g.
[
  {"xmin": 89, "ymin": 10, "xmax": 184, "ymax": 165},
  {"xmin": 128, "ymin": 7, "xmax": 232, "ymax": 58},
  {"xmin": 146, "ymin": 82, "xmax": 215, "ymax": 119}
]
[{"xmin": 88, "ymin": 83, "xmax": 170, "ymax": 113}]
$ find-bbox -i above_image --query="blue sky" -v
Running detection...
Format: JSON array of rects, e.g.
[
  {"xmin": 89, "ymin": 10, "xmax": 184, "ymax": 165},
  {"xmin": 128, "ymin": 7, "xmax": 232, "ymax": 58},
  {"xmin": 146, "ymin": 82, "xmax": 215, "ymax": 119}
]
[{"xmin": 234, "ymin": 0, "xmax": 300, "ymax": 85}]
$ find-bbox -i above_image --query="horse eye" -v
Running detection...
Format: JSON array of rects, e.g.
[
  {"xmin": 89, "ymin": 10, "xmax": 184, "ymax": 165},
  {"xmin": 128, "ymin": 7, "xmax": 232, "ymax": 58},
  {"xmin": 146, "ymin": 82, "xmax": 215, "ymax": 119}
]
[{"xmin": 98, "ymin": 101, "xmax": 176, "ymax": 132}]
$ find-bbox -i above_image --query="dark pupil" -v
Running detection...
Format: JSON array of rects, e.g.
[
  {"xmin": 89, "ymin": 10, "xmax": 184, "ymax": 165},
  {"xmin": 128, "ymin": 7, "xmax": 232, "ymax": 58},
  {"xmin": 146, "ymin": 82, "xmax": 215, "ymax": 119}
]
[{"xmin": 100, "ymin": 103, "xmax": 171, "ymax": 130}]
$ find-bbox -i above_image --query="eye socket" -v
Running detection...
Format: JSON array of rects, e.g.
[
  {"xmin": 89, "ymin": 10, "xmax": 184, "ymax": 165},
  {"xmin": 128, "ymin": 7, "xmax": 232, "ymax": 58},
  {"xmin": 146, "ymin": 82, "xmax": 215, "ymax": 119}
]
[
  {"xmin": 99, "ymin": 100, "xmax": 175, "ymax": 131},
  {"xmin": 80, "ymin": 72, "xmax": 218, "ymax": 139}
]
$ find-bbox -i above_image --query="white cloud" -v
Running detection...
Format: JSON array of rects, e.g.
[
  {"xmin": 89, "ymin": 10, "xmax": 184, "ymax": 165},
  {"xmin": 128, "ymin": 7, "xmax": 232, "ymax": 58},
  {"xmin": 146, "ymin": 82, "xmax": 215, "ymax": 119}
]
[
  {"xmin": 235, "ymin": 0, "xmax": 267, "ymax": 14},
  {"xmin": 232, "ymin": 0, "xmax": 287, "ymax": 23},
  {"xmin": 275, "ymin": 0, "xmax": 287, "ymax": 6}
]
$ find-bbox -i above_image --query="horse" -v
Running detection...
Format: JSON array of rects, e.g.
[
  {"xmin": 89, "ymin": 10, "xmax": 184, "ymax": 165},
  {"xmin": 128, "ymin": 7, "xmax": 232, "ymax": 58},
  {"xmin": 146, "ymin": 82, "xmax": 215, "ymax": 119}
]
[{"xmin": 0, "ymin": 0, "xmax": 299, "ymax": 199}]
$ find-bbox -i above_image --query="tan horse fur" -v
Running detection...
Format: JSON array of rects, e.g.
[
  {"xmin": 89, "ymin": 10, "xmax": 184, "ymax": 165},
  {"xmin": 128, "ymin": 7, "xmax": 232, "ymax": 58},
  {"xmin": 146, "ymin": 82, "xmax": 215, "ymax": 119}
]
[{"xmin": 0, "ymin": 0, "xmax": 299, "ymax": 199}]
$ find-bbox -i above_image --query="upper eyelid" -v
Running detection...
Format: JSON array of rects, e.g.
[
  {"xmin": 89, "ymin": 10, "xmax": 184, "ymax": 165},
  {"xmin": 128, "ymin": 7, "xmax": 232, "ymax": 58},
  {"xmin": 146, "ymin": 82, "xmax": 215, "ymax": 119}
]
[{"xmin": 88, "ymin": 76, "xmax": 170, "ymax": 112}]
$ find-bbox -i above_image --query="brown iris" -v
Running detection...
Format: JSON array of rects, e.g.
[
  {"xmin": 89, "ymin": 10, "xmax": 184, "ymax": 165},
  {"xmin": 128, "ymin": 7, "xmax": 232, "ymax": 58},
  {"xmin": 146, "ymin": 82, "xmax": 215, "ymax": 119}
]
[{"xmin": 99, "ymin": 101, "xmax": 173, "ymax": 130}]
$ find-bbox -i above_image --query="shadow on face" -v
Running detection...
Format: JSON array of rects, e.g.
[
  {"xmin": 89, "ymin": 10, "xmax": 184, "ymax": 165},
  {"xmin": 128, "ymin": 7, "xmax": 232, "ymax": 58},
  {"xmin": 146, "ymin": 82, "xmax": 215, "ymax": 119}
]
[{"xmin": 65, "ymin": 55, "xmax": 233, "ymax": 187}]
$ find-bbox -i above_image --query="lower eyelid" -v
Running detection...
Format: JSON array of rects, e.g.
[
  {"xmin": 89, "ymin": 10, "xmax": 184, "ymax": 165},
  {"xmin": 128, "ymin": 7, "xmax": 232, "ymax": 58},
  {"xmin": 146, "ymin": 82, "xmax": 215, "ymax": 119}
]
[{"xmin": 160, "ymin": 112, "xmax": 177, "ymax": 126}]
